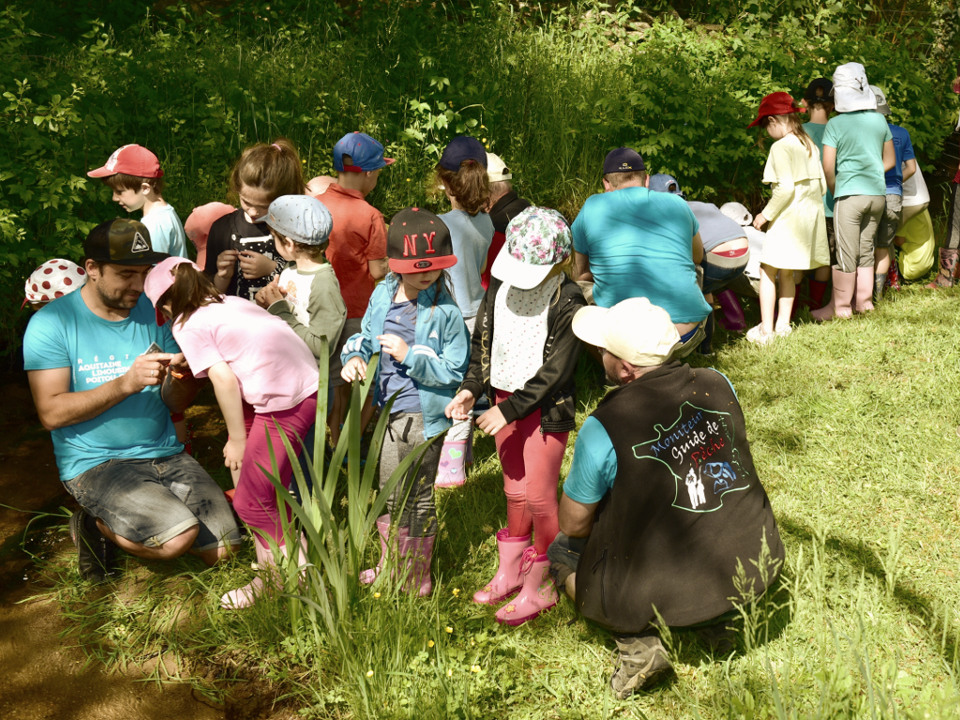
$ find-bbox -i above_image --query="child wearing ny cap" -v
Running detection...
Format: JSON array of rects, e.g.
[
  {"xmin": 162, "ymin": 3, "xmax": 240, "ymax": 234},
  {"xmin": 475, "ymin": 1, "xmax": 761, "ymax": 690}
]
[
  {"xmin": 315, "ymin": 131, "xmax": 392, "ymax": 443},
  {"xmin": 88, "ymin": 144, "xmax": 189, "ymax": 259},
  {"xmin": 340, "ymin": 207, "xmax": 470, "ymax": 598},
  {"xmin": 255, "ymin": 194, "xmax": 347, "ymax": 394}
]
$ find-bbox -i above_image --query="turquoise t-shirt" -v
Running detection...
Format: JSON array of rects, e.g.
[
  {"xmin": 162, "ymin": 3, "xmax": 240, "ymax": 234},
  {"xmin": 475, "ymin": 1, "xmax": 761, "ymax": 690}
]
[
  {"xmin": 822, "ymin": 111, "xmax": 892, "ymax": 198},
  {"xmin": 23, "ymin": 291, "xmax": 183, "ymax": 481},
  {"xmin": 571, "ymin": 187, "xmax": 710, "ymax": 323},
  {"xmin": 142, "ymin": 203, "xmax": 189, "ymax": 258},
  {"xmin": 803, "ymin": 121, "xmax": 836, "ymax": 218}
]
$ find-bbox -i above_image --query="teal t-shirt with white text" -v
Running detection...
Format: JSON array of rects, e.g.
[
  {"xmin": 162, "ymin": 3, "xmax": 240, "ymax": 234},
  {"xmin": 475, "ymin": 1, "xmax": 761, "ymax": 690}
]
[{"xmin": 23, "ymin": 291, "xmax": 183, "ymax": 481}]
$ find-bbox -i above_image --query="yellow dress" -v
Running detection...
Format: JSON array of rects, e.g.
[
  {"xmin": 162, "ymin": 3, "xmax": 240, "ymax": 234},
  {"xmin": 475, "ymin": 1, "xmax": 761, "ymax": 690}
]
[{"xmin": 761, "ymin": 133, "xmax": 830, "ymax": 270}]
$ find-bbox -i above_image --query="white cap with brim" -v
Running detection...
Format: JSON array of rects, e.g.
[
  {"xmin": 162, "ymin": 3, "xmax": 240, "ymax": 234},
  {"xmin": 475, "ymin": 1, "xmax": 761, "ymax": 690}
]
[
  {"xmin": 832, "ymin": 62, "xmax": 877, "ymax": 113},
  {"xmin": 490, "ymin": 243, "xmax": 553, "ymax": 290},
  {"xmin": 486, "ymin": 152, "xmax": 512, "ymax": 183},
  {"xmin": 490, "ymin": 205, "xmax": 572, "ymax": 290},
  {"xmin": 572, "ymin": 297, "xmax": 681, "ymax": 367}
]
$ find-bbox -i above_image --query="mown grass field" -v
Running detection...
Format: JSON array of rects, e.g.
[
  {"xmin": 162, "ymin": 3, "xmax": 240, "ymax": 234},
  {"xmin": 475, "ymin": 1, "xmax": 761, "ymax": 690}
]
[{"xmin": 39, "ymin": 283, "xmax": 960, "ymax": 719}]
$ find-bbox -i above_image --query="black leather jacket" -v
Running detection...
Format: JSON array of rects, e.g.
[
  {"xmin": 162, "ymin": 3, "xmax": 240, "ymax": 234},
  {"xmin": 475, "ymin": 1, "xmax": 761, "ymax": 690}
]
[{"xmin": 460, "ymin": 274, "xmax": 585, "ymax": 433}]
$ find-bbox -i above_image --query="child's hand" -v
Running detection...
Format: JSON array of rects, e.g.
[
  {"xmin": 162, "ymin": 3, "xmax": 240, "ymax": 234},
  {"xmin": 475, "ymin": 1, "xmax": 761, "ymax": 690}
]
[
  {"xmin": 753, "ymin": 213, "xmax": 768, "ymax": 231},
  {"xmin": 216, "ymin": 249, "xmax": 239, "ymax": 280},
  {"xmin": 238, "ymin": 250, "xmax": 278, "ymax": 280},
  {"xmin": 255, "ymin": 279, "xmax": 284, "ymax": 308},
  {"xmin": 445, "ymin": 390, "xmax": 476, "ymax": 420},
  {"xmin": 476, "ymin": 406, "xmax": 508, "ymax": 436},
  {"xmin": 167, "ymin": 352, "xmax": 192, "ymax": 380},
  {"xmin": 223, "ymin": 436, "xmax": 245, "ymax": 472},
  {"xmin": 377, "ymin": 334, "xmax": 409, "ymax": 362},
  {"xmin": 341, "ymin": 356, "xmax": 368, "ymax": 383}
]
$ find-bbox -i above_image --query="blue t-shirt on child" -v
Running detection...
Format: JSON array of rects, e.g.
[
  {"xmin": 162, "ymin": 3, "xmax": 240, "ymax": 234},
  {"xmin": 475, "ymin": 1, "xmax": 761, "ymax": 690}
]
[
  {"xmin": 22, "ymin": 291, "xmax": 183, "ymax": 482},
  {"xmin": 377, "ymin": 299, "xmax": 421, "ymax": 414}
]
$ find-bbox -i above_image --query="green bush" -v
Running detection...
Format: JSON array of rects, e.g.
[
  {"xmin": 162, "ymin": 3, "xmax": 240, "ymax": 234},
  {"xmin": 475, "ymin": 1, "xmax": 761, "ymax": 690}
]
[{"xmin": 4, "ymin": 0, "xmax": 958, "ymax": 363}]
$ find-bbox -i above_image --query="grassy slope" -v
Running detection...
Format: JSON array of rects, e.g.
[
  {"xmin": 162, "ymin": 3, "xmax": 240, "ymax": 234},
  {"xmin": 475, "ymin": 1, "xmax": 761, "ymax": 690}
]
[{"xmin": 45, "ymin": 284, "xmax": 960, "ymax": 718}]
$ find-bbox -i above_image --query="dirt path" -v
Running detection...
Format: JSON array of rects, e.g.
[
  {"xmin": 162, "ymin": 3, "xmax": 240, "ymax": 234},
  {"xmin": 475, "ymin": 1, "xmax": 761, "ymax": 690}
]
[{"xmin": 0, "ymin": 373, "xmax": 224, "ymax": 720}]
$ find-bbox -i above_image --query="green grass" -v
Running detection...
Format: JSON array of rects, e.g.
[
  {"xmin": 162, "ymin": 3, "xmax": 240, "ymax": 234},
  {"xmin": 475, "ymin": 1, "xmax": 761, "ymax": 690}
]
[{"xmin": 36, "ymin": 282, "xmax": 960, "ymax": 718}]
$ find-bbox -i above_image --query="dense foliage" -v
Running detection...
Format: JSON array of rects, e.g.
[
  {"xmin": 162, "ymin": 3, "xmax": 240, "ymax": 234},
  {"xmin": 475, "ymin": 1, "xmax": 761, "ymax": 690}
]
[{"xmin": 2, "ymin": 0, "xmax": 958, "ymax": 360}]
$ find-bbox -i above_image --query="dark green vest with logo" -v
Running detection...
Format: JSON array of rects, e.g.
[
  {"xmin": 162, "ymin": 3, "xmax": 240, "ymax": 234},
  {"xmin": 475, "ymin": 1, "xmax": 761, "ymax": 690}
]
[{"xmin": 575, "ymin": 362, "xmax": 784, "ymax": 634}]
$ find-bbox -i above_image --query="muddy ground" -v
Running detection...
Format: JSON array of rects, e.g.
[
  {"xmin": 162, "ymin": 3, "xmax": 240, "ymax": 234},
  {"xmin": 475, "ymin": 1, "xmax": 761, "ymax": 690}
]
[{"xmin": 0, "ymin": 372, "xmax": 274, "ymax": 720}]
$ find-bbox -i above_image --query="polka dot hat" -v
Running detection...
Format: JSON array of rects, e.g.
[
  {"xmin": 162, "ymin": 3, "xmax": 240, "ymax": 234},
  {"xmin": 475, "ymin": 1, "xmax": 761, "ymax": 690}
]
[{"xmin": 23, "ymin": 259, "xmax": 86, "ymax": 308}]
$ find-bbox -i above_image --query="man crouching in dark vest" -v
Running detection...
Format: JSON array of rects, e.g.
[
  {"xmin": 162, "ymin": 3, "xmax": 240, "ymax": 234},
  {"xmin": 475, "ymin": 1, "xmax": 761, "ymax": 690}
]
[{"xmin": 547, "ymin": 297, "xmax": 784, "ymax": 699}]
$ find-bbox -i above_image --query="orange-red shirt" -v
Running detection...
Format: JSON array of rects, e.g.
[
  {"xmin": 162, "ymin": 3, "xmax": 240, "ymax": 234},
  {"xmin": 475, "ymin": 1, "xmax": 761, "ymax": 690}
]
[{"xmin": 315, "ymin": 184, "xmax": 388, "ymax": 318}]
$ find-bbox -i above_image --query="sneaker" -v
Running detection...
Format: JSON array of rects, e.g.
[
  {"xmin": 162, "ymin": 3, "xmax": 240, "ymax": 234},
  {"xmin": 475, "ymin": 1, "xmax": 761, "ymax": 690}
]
[
  {"xmin": 69, "ymin": 508, "xmax": 118, "ymax": 582},
  {"xmin": 610, "ymin": 634, "xmax": 674, "ymax": 699},
  {"xmin": 745, "ymin": 324, "xmax": 775, "ymax": 346},
  {"xmin": 773, "ymin": 323, "xmax": 792, "ymax": 338}
]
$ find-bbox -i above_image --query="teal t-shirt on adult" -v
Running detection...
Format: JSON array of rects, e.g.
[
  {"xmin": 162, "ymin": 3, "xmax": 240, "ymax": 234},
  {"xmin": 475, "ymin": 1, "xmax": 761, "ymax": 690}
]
[
  {"xmin": 571, "ymin": 187, "xmax": 710, "ymax": 323},
  {"xmin": 823, "ymin": 111, "xmax": 892, "ymax": 198},
  {"xmin": 22, "ymin": 291, "xmax": 183, "ymax": 482}
]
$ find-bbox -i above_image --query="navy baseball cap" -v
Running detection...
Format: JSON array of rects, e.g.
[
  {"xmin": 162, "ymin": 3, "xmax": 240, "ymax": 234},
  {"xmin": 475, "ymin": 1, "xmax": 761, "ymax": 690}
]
[
  {"xmin": 438, "ymin": 136, "xmax": 488, "ymax": 171},
  {"xmin": 333, "ymin": 132, "xmax": 394, "ymax": 173},
  {"xmin": 602, "ymin": 147, "xmax": 646, "ymax": 174}
]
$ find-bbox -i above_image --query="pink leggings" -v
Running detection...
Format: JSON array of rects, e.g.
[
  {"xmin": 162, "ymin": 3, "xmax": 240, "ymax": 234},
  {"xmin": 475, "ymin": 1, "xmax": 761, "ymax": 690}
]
[
  {"xmin": 233, "ymin": 395, "xmax": 317, "ymax": 548},
  {"xmin": 493, "ymin": 389, "xmax": 568, "ymax": 554}
]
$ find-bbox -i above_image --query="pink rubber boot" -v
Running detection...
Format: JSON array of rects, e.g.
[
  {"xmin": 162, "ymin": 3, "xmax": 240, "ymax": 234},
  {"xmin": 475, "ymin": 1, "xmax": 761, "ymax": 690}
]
[
  {"xmin": 473, "ymin": 529, "xmax": 532, "ymax": 605},
  {"xmin": 435, "ymin": 439, "xmax": 467, "ymax": 488},
  {"xmin": 399, "ymin": 533, "xmax": 435, "ymax": 597},
  {"xmin": 360, "ymin": 515, "xmax": 392, "ymax": 584},
  {"xmin": 853, "ymin": 266, "xmax": 875, "ymax": 313},
  {"xmin": 715, "ymin": 290, "xmax": 747, "ymax": 332},
  {"xmin": 494, "ymin": 547, "xmax": 558, "ymax": 626}
]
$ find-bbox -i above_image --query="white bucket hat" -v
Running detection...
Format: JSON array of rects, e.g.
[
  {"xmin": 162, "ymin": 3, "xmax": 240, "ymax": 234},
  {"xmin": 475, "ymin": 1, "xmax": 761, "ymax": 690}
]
[
  {"xmin": 720, "ymin": 202, "xmax": 753, "ymax": 227},
  {"xmin": 832, "ymin": 62, "xmax": 877, "ymax": 113},
  {"xmin": 572, "ymin": 297, "xmax": 681, "ymax": 367}
]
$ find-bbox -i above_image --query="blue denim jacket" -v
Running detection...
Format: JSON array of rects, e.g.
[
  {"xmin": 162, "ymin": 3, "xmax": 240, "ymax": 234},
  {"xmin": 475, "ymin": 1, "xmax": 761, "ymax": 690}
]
[{"xmin": 341, "ymin": 273, "xmax": 470, "ymax": 440}]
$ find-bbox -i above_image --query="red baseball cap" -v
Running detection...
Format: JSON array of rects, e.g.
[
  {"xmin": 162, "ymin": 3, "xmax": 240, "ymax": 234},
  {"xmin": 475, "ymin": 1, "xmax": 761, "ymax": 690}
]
[
  {"xmin": 88, "ymin": 144, "xmax": 164, "ymax": 179},
  {"xmin": 748, "ymin": 92, "xmax": 804, "ymax": 128}
]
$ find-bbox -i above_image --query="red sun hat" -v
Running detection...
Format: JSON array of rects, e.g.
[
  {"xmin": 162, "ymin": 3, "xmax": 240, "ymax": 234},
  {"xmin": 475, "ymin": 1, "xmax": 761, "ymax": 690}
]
[{"xmin": 748, "ymin": 92, "xmax": 804, "ymax": 128}]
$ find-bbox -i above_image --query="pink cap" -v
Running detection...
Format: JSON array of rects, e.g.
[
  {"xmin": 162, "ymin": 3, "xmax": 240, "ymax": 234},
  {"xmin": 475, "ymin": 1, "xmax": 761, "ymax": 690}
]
[
  {"xmin": 144, "ymin": 257, "xmax": 201, "ymax": 325},
  {"xmin": 184, "ymin": 202, "xmax": 235, "ymax": 256},
  {"xmin": 88, "ymin": 144, "xmax": 164, "ymax": 179}
]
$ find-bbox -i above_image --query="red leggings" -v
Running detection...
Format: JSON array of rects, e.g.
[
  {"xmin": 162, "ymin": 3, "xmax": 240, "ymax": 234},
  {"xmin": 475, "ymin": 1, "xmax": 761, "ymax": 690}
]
[
  {"xmin": 493, "ymin": 389, "xmax": 568, "ymax": 554},
  {"xmin": 233, "ymin": 396, "xmax": 317, "ymax": 548}
]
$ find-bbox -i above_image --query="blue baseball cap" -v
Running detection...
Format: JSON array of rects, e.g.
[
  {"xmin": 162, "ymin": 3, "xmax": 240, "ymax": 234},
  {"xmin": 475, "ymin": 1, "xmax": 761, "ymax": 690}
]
[
  {"xmin": 333, "ymin": 132, "xmax": 394, "ymax": 173},
  {"xmin": 438, "ymin": 136, "xmax": 488, "ymax": 171},
  {"xmin": 648, "ymin": 173, "xmax": 684, "ymax": 197},
  {"xmin": 266, "ymin": 195, "xmax": 333, "ymax": 246},
  {"xmin": 602, "ymin": 147, "xmax": 645, "ymax": 174}
]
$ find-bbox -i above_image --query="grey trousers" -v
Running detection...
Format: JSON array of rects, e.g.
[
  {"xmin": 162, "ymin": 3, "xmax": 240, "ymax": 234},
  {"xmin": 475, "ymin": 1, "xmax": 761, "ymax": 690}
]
[
  {"xmin": 833, "ymin": 195, "xmax": 885, "ymax": 271},
  {"xmin": 380, "ymin": 411, "xmax": 442, "ymax": 537}
]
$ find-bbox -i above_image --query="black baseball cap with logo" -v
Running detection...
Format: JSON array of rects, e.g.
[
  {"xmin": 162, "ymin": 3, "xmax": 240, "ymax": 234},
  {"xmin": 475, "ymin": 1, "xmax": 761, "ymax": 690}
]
[
  {"xmin": 83, "ymin": 219, "xmax": 169, "ymax": 265},
  {"xmin": 602, "ymin": 147, "xmax": 646, "ymax": 174},
  {"xmin": 387, "ymin": 207, "xmax": 458, "ymax": 274}
]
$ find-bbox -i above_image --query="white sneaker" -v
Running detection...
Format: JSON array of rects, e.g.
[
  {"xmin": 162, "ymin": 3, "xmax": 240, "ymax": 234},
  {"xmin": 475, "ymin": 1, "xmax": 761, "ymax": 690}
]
[
  {"xmin": 774, "ymin": 323, "xmax": 792, "ymax": 337},
  {"xmin": 746, "ymin": 324, "xmax": 775, "ymax": 346}
]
